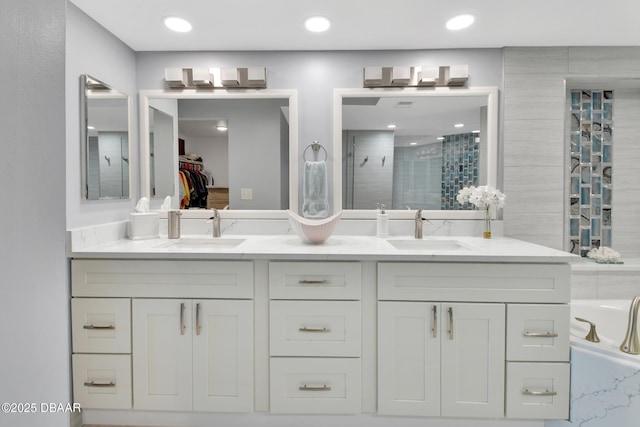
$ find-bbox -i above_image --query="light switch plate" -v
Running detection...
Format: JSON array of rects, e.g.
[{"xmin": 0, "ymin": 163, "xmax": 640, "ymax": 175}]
[{"xmin": 241, "ymin": 188, "xmax": 253, "ymax": 200}]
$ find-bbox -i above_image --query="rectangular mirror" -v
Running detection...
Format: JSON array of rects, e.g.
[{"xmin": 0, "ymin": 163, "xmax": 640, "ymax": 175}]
[
  {"xmin": 80, "ymin": 74, "xmax": 131, "ymax": 200},
  {"xmin": 333, "ymin": 87, "xmax": 498, "ymax": 217},
  {"xmin": 140, "ymin": 90, "xmax": 298, "ymax": 215}
]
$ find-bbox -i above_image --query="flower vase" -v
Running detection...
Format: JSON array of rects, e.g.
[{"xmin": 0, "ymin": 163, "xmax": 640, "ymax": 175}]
[{"xmin": 483, "ymin": 207, "xmax": 491, "ymax": 239}]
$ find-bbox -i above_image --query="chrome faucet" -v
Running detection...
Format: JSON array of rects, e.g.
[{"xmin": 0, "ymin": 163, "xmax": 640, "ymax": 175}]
[
  {"xmin": 209, "ymin": 209, "xmax": 221, "ymax": 237},
  {"xmin": 620, "ymin": 295, "xmax": 640, "ymax": 354},
  {"xmin": 414, "ymin": 209, "xmax": 431, "ymax": 239}
]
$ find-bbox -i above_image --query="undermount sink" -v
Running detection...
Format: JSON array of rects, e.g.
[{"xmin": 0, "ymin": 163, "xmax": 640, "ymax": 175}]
[
  {"xmin": 155, "ymin": 238, "xmax": 246, "ymax": 249},
  {"xmin": 386, "ymin": 239, "xmax": 468, "ymax": 251}
]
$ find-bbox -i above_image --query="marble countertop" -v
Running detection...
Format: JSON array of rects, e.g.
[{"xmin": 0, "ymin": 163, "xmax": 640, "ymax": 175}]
[{"xmin": 69, "ymin": 234, "xmax": 577, "ymax": 263}]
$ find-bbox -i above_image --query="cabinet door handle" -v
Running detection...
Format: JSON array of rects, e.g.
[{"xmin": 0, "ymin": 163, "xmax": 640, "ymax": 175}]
[
  {"xmin": 83, "ymin": 324, "xmax": 115, "ymax": 330},
  {"xmin": 298, "ymin": 279, "xmax": 330, "ymax": 285},
  {"xmin": 196, "ymin": 303, "xmax": 201, "ymax": 336},
  {"xmin": 180, "ymin": 303, "xmax": 185, "ymax": 335},
  {"xmin": 84, "ymin": 380, "xmax": 116, "ymax": 387},
  {"xmin": 299, "ymin": 327, "xmax": 331, "ymax": 333},
  {"xmin": 448, "ymin": 307, "xmax": 454, "ymax": 340},
  {"xmin": 524, "ymin": 331, "xmax": 558, "ymax": 338},
  {"xmin": 523, "ymin": 389, "xmax": 557, "ymax": 396},
  {"xmin": 299, "ymin": 384, "xmax": 332, "ymax": 391},
  {"xmin": 432, "ymin": 305, "xmax": 438, "ymax": 338}
]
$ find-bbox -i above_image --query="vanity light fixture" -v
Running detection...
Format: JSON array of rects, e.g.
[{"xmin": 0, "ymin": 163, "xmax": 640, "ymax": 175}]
[
  {"xmin": 387, "ymin": 124, "xmax": 397, "ymax": 129},
  {"xmin": 437, "ymin": 136, "xmax": 445, "ymax": 141},
  {"xmin": 410, "ymin": 142, "xmax": 418, "ymax": 146},
  {"xmin": 305, "ymin": 16, "xmax": 331, "ymax": 32},
  {"xmin": 454, "ymin": 123, "xmax": 465, "ymax": 128},
  {"xmin": 472, "ymin": 129, "xmax": 481, "ymax": 134},
  {"xmin": 446, "ymin": 14, "xmax": 475, "ymax": 31},
  {"xmin": 87, "ymin": 125, "xmax": 95, "ymax": 130},
  {"xmin": 216, "ymin": 125, "xmax": 228, "ymax": 131},
  {"xmin": 163, "ymin": 16, "xmax": 192, "ymax": 33}
]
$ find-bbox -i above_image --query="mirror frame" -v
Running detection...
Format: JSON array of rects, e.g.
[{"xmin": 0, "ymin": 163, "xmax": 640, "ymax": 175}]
[
  {"xmin": 139, "ymin": 89, "xmax": 299, "ymax": 218},
  {"xmin": 80, "ymin": 74, "xmax": 133, "ymax": 200},
  {"xmin": 333, "ymin": 86, "xmax": 499, "ymax": 219}
]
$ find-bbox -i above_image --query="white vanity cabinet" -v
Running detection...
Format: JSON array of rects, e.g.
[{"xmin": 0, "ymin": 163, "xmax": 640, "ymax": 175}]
[
  {"xmin": 378, "ymin": 301, "xmax": 505, "ymax": 418},
  {"xmin": 377, "ymin": 262, "xmax": 571, "ymax": 420},
  {"xmin": 268, "ymin": 261, "xmax": 362, "ymax": 414},
  {"xmin": 132, "ymin": 299, "xmax": 253, "ymax": 412},
  {"xmin": 70, "ymin": 259, "xmax": 254, "ymax": 413}
]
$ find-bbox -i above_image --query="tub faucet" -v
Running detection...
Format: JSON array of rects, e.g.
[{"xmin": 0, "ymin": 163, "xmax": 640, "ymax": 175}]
[
  {"xmin": 620, "ymin": 295, "xmax": 640, "ymax": 355},
  {"xmin": 414, "ymin": 210, "xmax": 431, "ymax": 239},
  {"xmin": 209, "ymin": 209, "xmax": 221, "ymax": 238}
]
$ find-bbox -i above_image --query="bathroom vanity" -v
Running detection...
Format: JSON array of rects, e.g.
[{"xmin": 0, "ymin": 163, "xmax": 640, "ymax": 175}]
[{"xmin": 68, "ymin": 233, "xmax": 574, "ymax": 426}]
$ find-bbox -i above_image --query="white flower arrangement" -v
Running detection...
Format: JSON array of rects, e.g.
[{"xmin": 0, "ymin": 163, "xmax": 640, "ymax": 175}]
[
  {"xmin": 587, "ymin": 246, "xmax": 622, "ymax": 263},
  {"xmin": 456, "ymin": 185, "xmax": 506, "ymax": 210}
]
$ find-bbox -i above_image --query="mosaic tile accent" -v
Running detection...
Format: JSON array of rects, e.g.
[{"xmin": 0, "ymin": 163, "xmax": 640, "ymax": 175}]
[
  {"xmin": 441, "ymin": 132, "xmax": 479, "ymax": 210},
  {"xmin": 569, "ymin": 90, "xmax": 614, "ymax": 256}
]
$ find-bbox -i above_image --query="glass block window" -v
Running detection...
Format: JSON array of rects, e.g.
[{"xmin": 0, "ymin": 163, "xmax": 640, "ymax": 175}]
[
  {"xmin": 569, "ymin": 90, "xmax": 614, "ymax": 256},
  {"xmin": 441, "ymin": 132, "xmax": 479, "ymax": 210}
]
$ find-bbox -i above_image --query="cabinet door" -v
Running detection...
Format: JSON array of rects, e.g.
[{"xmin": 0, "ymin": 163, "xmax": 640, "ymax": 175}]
[
  {"xmin": 192, "ymin": 300, "xmax": 253, "ymax": 412},
  {"xmin": 441, "ymin": 303, "xmax": 505, "ymax": 418},
  {"xmin": 132, "ymin": 299, "xmax": 193, "ymax": 411},
  {"xmin": 378, "ymin": 302, "xmax": 440, "ymax": 416}
]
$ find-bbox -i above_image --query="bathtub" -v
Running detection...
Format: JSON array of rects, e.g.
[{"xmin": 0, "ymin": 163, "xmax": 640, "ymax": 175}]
[
  {"xmin": 549, "ymin": 299, "xmax": 640, "ymax": 427},
  {"xmin": 570, "ymin": 299, "xmax": 639, "ymax": 360}
]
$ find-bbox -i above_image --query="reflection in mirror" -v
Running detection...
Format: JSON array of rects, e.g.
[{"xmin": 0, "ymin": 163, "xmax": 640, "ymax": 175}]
[
  {"xmin": 335, "ymin": 88, "xmax": 497, "ymax": 214},
  {"xmin": 80, "ymin": 74, "xmax": 131, "ymax": 200},
  {"xmin": 140, "ymin": 91, "xmax": 298, "ymax": 213}
]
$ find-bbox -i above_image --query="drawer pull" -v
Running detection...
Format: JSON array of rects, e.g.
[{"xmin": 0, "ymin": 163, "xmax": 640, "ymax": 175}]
[
  {"xmin": 196, "ymin": 303, "xmax": 201, "ymax": 336},
  {"xmin": 523, "ymin": 389, "xmax": 557, "ymax": 396},
  {"xmin": 83, "ymin": 324, "xmax": 115, "ymax": 330},
  {"xmin": 299, "ymin": 384, "xmax": 332, "ymax": 391},
  {"xmin": 299, "ymin": 327, "xmax": 331, "ymax": 333},
  {"xmin": 298, "ymin": 279, "xmax": 330, "ymax": 285},
  {"xmin": 180, "ymin": 303, "xmax": 186, "ymax": 335},
  {"xmin": 524, "ymin": 331, "xmax": 558, "ymax": 338},
  {"xmin": 432, "ymin": 305, "xmax": 438, "ymax": 338},
  {"xmin": 84, "ymin": 380, "xmax": 116, "ymax": 388},
  {"xmin": 448, "ymin": 307, "xmax": 454, "ymax": 340}
]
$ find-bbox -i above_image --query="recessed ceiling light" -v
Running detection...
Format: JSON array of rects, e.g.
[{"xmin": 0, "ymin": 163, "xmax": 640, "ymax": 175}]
[
  {"xmin": 87, "ymin": 125, "xmax": 95, "ymax": 130},
  {"xmin": 164, "ymin": 16, "xmax": 192, "ymax": 33},
  {"xmin": 454, "ymin": 123, "xmax": 465, "ymax": 128},
  {"xmin": 410, "ymin": 142, "xmax": 418, "ymax": 146},
  {"xmin": 387, "ymin": 124, "xmax": 397, "ymax": 129},
  {"xmin": 305, "ymin": 16, "xmax": 331, "ymax": 32},
  {"xmin": 437, "ymin": 136, "xmax": 445, "ymax": 141},
  {"xmin": 472, "ymin": 129, "xmax": 480, "ymax": 134},
  {"xmin": 216, "ymin": 125, "xmax": 228, "ymax": 131},
  {"xmin": 446, "ymin": 14, "xmax": 475, "ymax": 31}
]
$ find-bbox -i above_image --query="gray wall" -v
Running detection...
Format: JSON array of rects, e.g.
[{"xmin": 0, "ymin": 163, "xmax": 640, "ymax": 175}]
[
  {"xmin": 66, "ymin": 3, "xmax": 137, "ymax": 228},
  {"xmin": 136, "ymin": 49, "xmax": 503, "ymax": 212},
  {"xmin": 0, "ymin": 1, "xmax": 69, "ymax": 427},
  {"xmin": 503, "ymin": 47, "xmax": 640, "ymax": 256}
]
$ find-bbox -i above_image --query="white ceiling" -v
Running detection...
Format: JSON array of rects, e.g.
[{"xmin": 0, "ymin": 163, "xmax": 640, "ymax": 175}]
[{"xmin": 70, "ymin": 0, "xmax": 640, "ymax": 51}]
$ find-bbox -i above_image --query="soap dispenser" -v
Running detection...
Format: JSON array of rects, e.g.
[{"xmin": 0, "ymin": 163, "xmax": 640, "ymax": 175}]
[{"xmin": 376, "ymin": 203, "xmax": 389, "ymax": 238}]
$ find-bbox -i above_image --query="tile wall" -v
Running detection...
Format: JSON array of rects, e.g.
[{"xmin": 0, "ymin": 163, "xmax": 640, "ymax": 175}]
[
  {"xmin": 568, "ymin": 90, "xmax": 614, "ymax": 255},
  {"xmin": 503, "ymin": 47, "xmax": 640, "ymax": 257},
  {"xmin": 441, "ymin": 132, "xmax": 479, "ymax": 210}
]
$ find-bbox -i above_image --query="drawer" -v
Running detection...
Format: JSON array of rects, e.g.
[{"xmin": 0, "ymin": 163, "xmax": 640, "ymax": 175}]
[
  {"xmin": 506, "ymin": 362, "xmax": 569, "ymax": 419},
  {"xmin": 72, "ymin": 354, "xmax": 132, "ymax": 409},
  {"xmin": 507, "ymin": 304, "xmax": 569, "ymax": 362},
  {"xmin": 269, "ymin": 262, "xmax": 361, "ymax": 300},
  {"xmin": 72, "ymin": 259, "xmax": 253, "ymax": 299},
  {"xmin": 378, "ymin": 262, "xmax": 570, "ymax": 303},
  {"xmin": 270, "ymin": 301, "xmax": 361, "ymax": 357},
  {"xmin": 72, "ymin": 298, "xmax": 131, "ymax": 353},
  {"xmin": 270, "ymin": 357, "xmax": 361, "ymax": 414}
]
